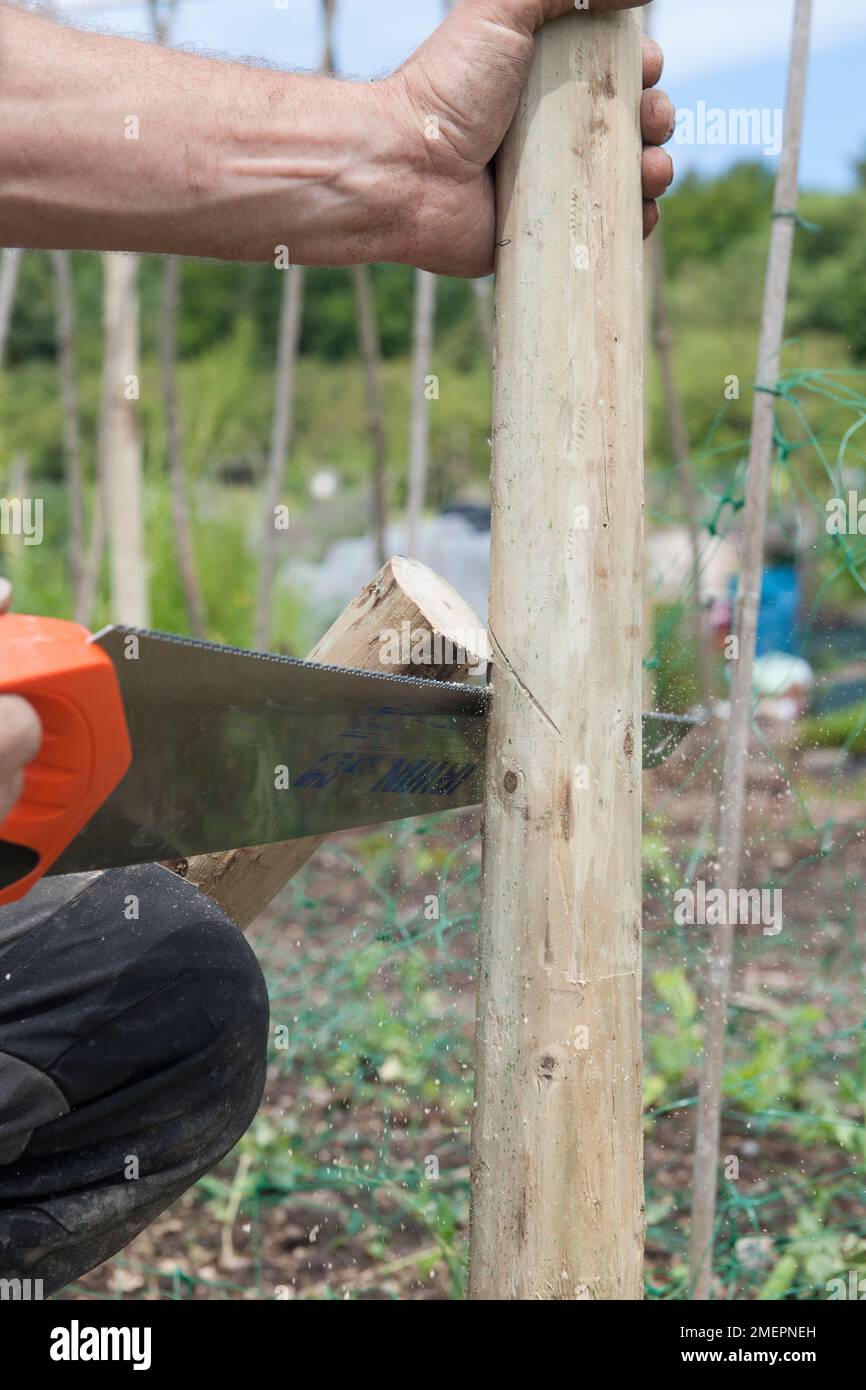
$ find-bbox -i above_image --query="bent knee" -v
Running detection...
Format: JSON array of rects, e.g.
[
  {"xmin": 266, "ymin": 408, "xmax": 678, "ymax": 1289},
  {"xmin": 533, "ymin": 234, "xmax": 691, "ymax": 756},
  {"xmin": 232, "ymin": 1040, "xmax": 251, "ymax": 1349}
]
[{"xmin": 0, "ymin": 866, "xmax": 269, "ymax": 1169}]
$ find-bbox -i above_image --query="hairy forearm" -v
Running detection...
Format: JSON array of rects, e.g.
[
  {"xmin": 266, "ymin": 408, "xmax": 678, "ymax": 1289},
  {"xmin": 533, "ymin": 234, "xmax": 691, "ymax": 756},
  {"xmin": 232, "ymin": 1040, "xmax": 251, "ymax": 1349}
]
[{"xmin": 0, "ymin": 4, "xmax": 414, "ymax": 264}]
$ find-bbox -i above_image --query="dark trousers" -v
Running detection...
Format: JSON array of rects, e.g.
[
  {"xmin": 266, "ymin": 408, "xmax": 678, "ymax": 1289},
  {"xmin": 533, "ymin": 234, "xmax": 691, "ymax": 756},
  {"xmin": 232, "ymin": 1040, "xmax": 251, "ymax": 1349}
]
[{"xmin": 0, "ymin": 865, "xmax": 269, "ymax": 1296}]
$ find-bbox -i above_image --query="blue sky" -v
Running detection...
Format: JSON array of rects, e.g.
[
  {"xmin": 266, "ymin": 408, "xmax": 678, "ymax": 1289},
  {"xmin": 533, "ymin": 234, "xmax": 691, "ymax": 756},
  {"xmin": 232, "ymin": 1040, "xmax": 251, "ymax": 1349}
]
[{"xmin": 59, "ymin": 0, "xmax": 863, "ymax": 190}]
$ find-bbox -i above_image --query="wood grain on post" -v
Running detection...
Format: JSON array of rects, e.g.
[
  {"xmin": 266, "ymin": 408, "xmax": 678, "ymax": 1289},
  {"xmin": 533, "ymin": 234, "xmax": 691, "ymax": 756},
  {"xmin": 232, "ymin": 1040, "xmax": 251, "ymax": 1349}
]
[
  {"xmin": 469, "ymin": 10, "xmax": 645, "ymax": 1300},
  {"xmin": 185, "ymin": 555, "xmax": 488, "ymax": 929}
]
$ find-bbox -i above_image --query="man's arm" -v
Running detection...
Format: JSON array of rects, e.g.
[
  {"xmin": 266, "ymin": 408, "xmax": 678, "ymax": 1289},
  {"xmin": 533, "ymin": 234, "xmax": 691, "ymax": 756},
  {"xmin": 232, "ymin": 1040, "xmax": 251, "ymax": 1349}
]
[
  {"xmin": 0, "ymin": 1, "xmax": 408, "ymax": 267},
  {"xmin": 0, "ymin": 0, "xmax": 671, "ymax": 277}
]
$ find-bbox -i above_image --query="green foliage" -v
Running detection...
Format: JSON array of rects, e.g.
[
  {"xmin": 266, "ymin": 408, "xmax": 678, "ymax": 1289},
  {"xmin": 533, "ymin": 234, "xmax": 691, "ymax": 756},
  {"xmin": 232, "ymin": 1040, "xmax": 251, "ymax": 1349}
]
[
  {"xmin": 645, "ymin": 968, "xmax": 702, "ymax": 1108},
  {"xmin": 758, "ymin": 1206, "xmax": 866, "ymax": 1300},
  {"xmin": 724, "ymin": 1005, "xmax": 824, "ymax": 1115},
  {"xmin": 663, "ymin": 163, "xmax": 775, "ymax": 274},
  {"xmin": 651, "ymin": 602, "xmax": 703, "ymax": 713},
  {"xmin": 797, "ymin": 702, "xmax": 866, "ymax": 755},
  {"xmin": 789, "ymin": 189, "xmax": 866, "ymax": 357}
]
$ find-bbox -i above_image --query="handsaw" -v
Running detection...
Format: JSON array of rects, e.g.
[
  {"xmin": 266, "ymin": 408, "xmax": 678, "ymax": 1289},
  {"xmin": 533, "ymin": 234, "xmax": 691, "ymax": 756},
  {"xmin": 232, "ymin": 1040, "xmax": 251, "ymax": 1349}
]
[{"xmin": 0, "ymin": 615, "xmax": 697, "ymax": 906}]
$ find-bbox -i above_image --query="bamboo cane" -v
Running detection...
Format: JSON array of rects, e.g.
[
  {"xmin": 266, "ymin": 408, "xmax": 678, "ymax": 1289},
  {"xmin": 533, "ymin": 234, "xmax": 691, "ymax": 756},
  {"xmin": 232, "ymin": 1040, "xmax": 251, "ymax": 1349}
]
[{"xmin": 688, "ymin": 0, "xmax": 815, "ymax": 1301}]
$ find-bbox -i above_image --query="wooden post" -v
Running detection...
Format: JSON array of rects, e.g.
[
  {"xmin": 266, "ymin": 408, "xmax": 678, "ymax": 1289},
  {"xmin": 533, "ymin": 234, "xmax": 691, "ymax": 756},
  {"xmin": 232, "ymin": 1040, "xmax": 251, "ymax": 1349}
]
[
  {"xmin": 405, "ymin": 268, "xmax": 437, "ymax": 556},
  {"xmin": 689, "ymin": 0, "xmax": 814, "ymax": 1301},
  {"xmin": 186, "ymin": 555, "xmax": 488, "ymax": 928},
  {"xmin": 352, "ymin": 264, "xmax": 389, "ymax": 567},
  {"xmin": 51, "ymin": 251, "xmax": 86, "ymax": 619},
  {"xmin": 101, "ymin": 254, "xmax": 148, "ymax": 628},
  {"xmin": 469, "ymin": 9, "xmax": 645, "ymax": 1300},
  {"xmin": 0, "ymin": 247, "xmax": 22, "ymax": 372},
  {"xmin": 254, "ymin": 261, "xmax": 304, "ymax": 651}
]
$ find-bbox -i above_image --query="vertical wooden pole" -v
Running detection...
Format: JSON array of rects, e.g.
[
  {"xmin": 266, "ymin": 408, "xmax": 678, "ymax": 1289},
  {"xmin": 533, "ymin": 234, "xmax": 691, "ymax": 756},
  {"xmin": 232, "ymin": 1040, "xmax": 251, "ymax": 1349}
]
[
  {"xmin": 405, "ymin": 268, "xmax": 437, "ymax": 555},
  {"xmin": 254, "ymin": 260, "xmax": 304, "ymax": 650},
  {"xmin": 160, "ymin": 255, "xmax": 207, "ymax": 638},
  {"xmin": 352, "ymin": 264, "xmax": 389, "ymax": 567},
  {"xmin": 689, "ymin": 0, "xmax": 814, "ymax": 1301},
  {"xmin": 102, "ymin": 254, "xmax": 148, "ymax": 629},
  {"xmin": 0, "ymin": 248, "xmax": 23, "ymax": 372},
  {"xmin": 320, "ymin": 0, "xmax": 387, "ymax": 567},
  {"xmin": 469, "ymin": 10, "xmax": 645, "ymax": 1301},
  {"xmin": 51, "ymin": 251, "xmax": 86, "ymax": 619}
]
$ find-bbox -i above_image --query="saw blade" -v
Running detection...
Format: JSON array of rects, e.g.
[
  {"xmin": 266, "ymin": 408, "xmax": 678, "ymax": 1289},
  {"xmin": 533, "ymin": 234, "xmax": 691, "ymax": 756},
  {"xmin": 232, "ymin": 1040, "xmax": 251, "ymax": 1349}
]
[{"xmin": 50, "ymin": 627, "xmax": 696, "ymax": 874}]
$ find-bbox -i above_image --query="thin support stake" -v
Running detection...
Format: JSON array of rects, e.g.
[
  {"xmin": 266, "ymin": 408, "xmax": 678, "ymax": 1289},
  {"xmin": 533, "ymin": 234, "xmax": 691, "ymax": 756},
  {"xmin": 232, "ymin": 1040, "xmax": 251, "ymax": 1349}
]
[{"xmin": 688, "ymin": 0, "xmax": 814, "ymax": 1302}]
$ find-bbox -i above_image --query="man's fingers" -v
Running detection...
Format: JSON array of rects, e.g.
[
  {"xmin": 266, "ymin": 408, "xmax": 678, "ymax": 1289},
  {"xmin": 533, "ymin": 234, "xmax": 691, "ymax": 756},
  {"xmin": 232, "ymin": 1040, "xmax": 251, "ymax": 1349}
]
[
  {"xmin": 642, "ymin": 146, "xmax": 674, "ymax": 202},
  {"xmin": 642, "ymin": 36, "xmax": 664, "ymax": 90},
  {"xmin": 643, "ymin": 198, "xmax": 660, "ymax": 240},
  {"xmin": 641, "ymin": 88, "xmax": 676, "ymax": 146},
  {"xmin": 0, "ymin": 695, "xmax": 42, "ymax": 771},
  {"xmin": 0, "ymin": 578, "xmax": 12, "ymax": 615}
]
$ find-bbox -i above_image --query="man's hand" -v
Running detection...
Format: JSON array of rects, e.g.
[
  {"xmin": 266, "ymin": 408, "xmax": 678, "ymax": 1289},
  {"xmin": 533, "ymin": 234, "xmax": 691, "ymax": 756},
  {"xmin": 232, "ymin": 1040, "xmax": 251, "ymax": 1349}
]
[
  {"xmin": 389, "ymin": 0, "xmax": 674, "ymax": 275},
  {"xmin": 0, "ymin": 0, "xmax": 671, "ymax": 276},
  {"xmin": 0, "ymin": 580, "xmax": 41, "ymax": 825}
]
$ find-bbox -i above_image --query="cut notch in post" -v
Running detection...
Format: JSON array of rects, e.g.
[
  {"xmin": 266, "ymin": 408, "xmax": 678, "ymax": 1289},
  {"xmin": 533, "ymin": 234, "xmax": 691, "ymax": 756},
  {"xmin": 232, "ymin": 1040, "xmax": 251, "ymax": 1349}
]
[{"xmin": 184, "ymin": 555, "xmax": 488, "ymax": 928}]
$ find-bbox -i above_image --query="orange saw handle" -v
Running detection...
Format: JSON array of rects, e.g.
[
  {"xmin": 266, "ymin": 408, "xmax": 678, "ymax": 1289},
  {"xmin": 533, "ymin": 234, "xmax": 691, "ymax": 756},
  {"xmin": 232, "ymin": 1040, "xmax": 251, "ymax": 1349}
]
[{"xmin": 0, "ymin": 614, "xmax": 132, "ymax": 906}]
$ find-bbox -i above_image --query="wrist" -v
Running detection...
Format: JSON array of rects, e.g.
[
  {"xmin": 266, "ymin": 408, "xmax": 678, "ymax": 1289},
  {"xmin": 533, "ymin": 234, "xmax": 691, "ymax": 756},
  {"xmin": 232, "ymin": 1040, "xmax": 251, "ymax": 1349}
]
[
  {"xmin": 321, "ymin": 76, "xmax": 423, "ymax": 269},
  {"xmin": 203, "ymin": 73, "xmax": 421, "ymax": 267},
  {"xmin": 359, "ymin": 76, "xmax": 428, "ymax": 268}
]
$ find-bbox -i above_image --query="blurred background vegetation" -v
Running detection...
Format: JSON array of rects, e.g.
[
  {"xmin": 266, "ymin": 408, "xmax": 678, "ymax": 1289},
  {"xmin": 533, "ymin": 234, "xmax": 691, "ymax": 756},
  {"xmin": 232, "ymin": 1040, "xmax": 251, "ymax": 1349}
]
[{"xmin": 4, "ymin": 158, "xmax": 866, "ymax": 647}]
